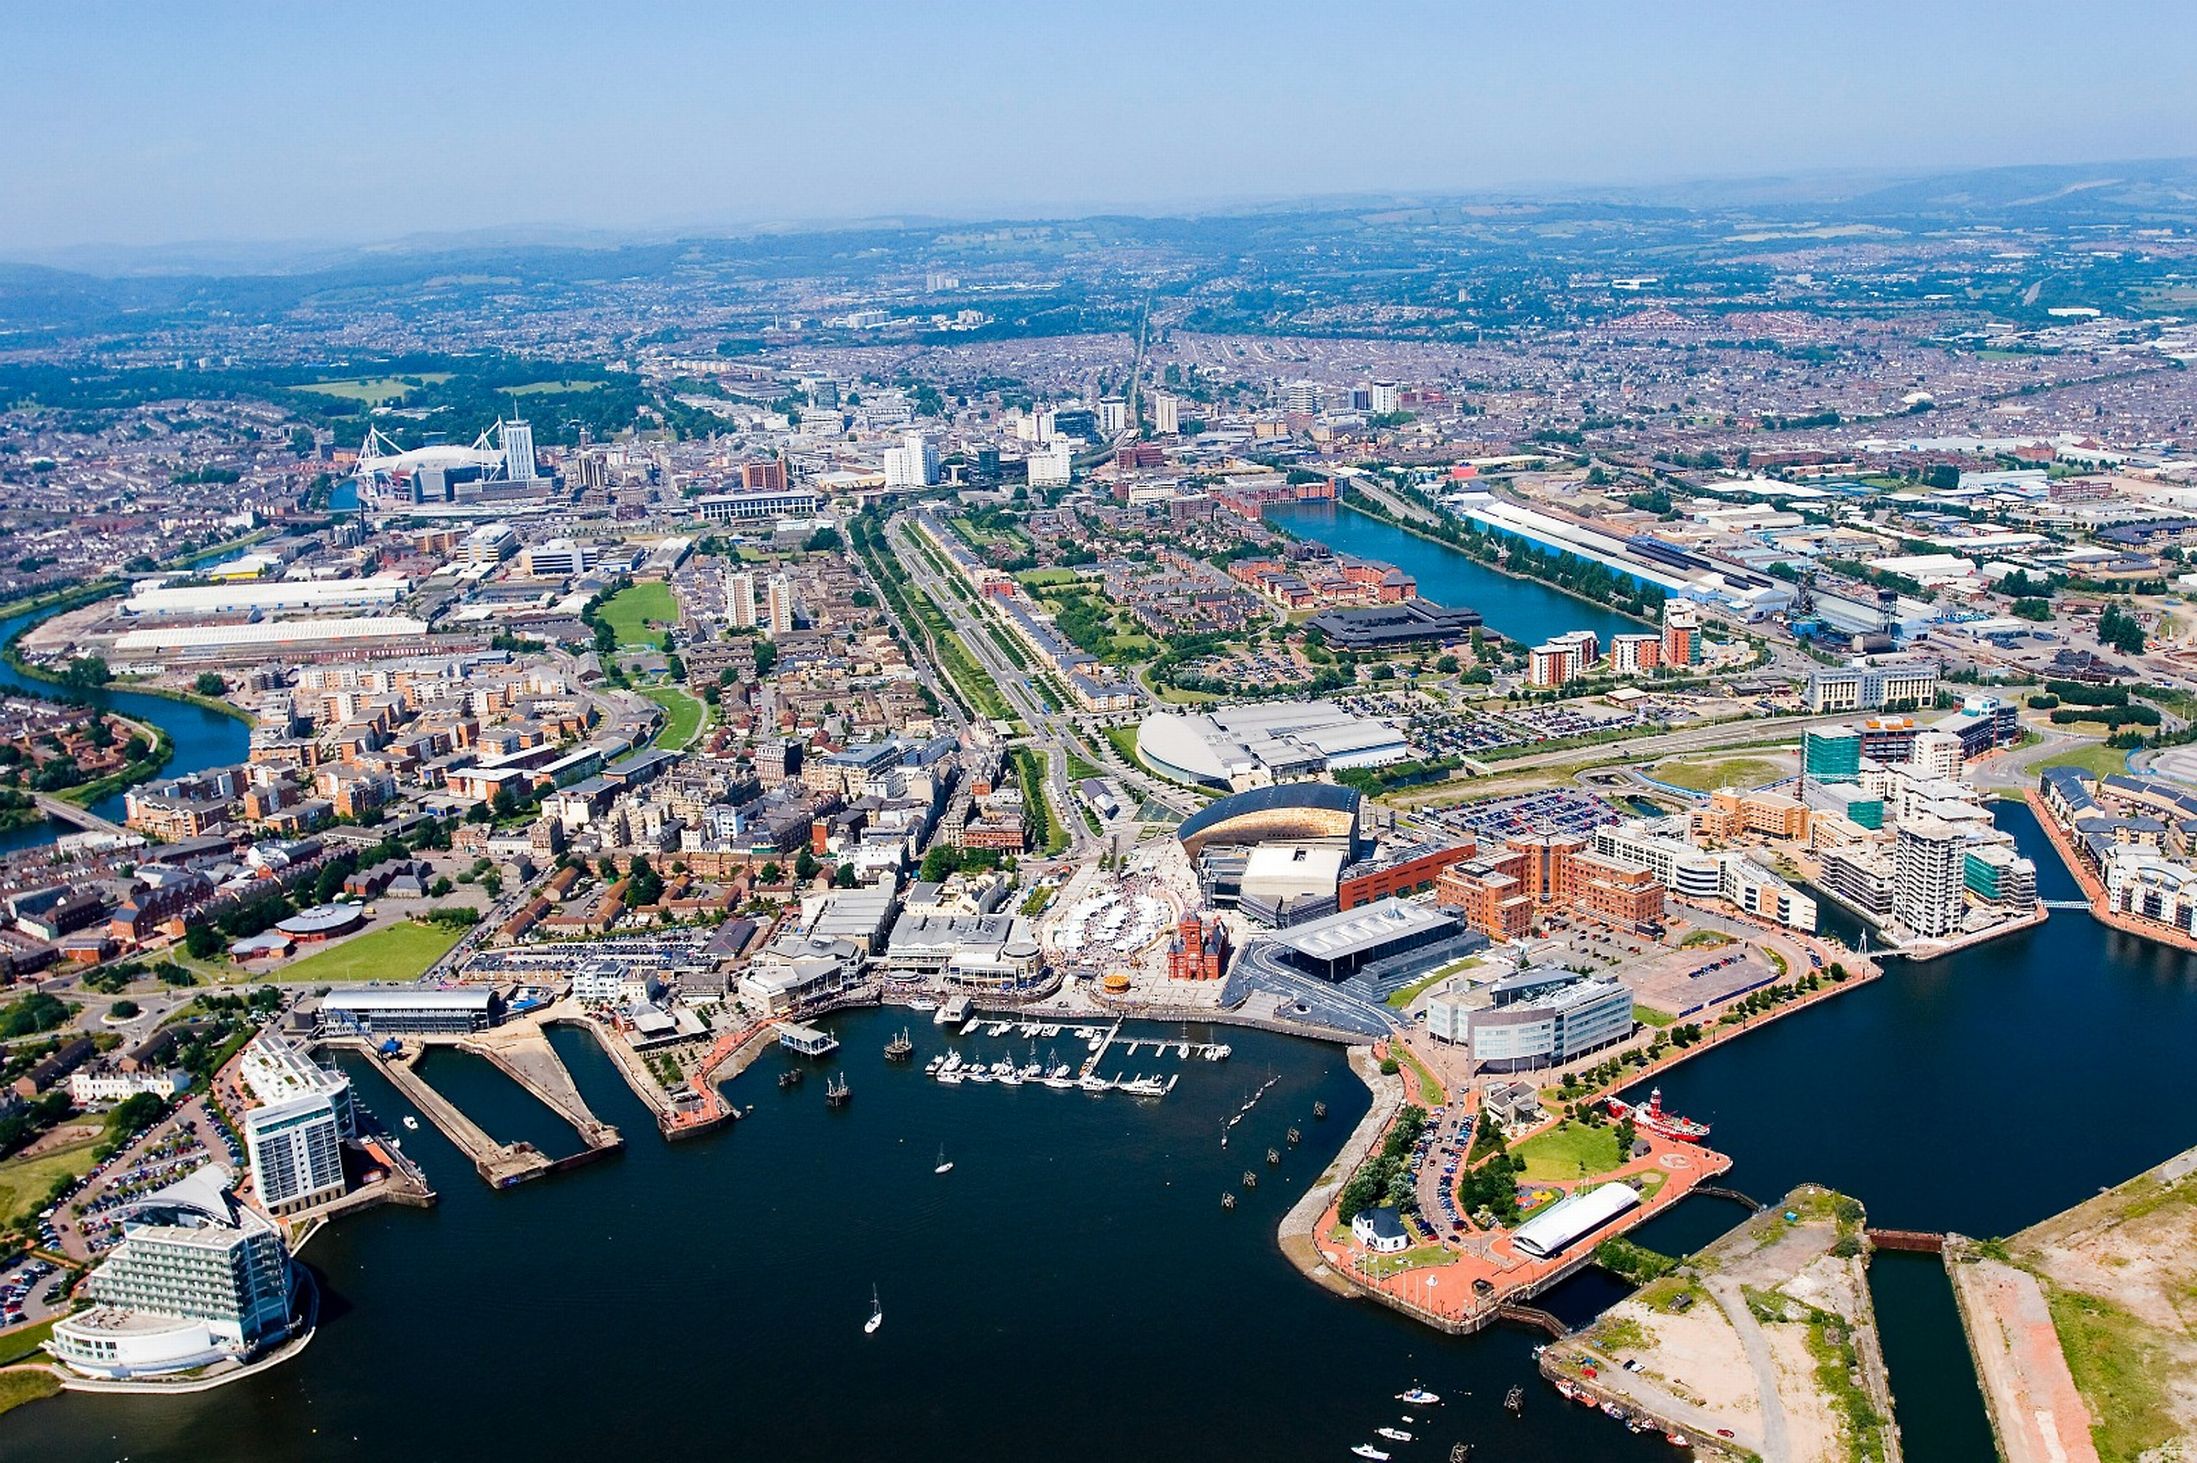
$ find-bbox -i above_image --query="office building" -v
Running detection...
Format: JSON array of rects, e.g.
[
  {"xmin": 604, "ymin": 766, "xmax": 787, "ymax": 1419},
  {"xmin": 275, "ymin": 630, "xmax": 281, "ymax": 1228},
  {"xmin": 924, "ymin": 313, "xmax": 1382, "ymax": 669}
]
[
  {"xmin": 1894, "ymin": 817, "xmax": 1967, "ymax": 937},
  {"xmin": 317, "ymin": 987, "xmax": 504, "ymax": 1037},
  {"xmin": 1280, "ymin": 379, "xmax": 1323, "ymax": 415},
  {"xmin": 499, "ymin": 418, "xmax": 537, "ymax": 483},
  {"xmin": 463, "ymin": 523, "xmax": 519, "ymax": 565},
  {"xmin": 1804, "ymin": 662, "xmax": 1941, "ymax": 714},
  {"xmin": 727, "ymin": 571, "xmax": 758, "ymax": 629},
  {"xmin": 1911, "ymin": 729, "xmax": 1964, "ymax": 781},
  {"xmin": 695, "ymin": 486, "xmax": 825, "ymax": 523},
  {"xmin": 520, "ymin": 539, "xmax": 599, "ymax": 578},
  {"xmin": 1459, "ymin": 967, "xmax": 1634, "ymax": 1071},
  {"xmin": 49, "ymin": 1165, "xmax": 296, "ymax": 1379}
]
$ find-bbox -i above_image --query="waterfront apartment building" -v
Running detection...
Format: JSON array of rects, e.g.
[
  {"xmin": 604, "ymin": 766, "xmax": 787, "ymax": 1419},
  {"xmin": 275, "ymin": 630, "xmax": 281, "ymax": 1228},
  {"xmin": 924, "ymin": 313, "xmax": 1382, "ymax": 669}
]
[
  {"xmin": 1458, "ymin": 967, "xmax": 1634, "ymax": 1073},
  {"xmin": 1964, "ymin": 843, "xmax": 2038, "ymax": 911},
  {"xmin": 1592, "ymin": 818, "xmax": 1818, "ymax": 932},
  {"xmin": 1608, "ymin": 632, "xmax": 1663, "ymax": 676},
  {"xmin": 1696, "ymin": 788, "xmax": 1809, "ymax": 841},
  {"xmin": 1894, "ymin": 817, "xmax": 1967, "ymax": 937},
  {"xmin": 239, "ymin": 1032, "xmax": 356, "ymax": 1215},
  {"xmin": 1661, "ymin": 601, "xmax": 1702, "ymax": 667},
  {"xmin": 1803, "ymin": 662, "xmax": 1941, "ymax": 714},
  {"xmin": 49, "ymin": 1166, "xmax": 295, "ymax": 1379},
  {"xmin": 1527, "ymin": 630, "xmax": 1601, "ymax": 689}
]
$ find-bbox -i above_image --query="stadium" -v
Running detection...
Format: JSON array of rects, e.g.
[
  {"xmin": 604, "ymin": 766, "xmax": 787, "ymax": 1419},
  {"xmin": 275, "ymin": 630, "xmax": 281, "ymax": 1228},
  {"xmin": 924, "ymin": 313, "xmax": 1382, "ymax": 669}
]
[
  {"xmin": 353, "ymin": 418, "xmax": 543, "ymax": 505},
  {"xmin": 1135, "ymin": 700, "xmax": 1408, "ymax": 791}
]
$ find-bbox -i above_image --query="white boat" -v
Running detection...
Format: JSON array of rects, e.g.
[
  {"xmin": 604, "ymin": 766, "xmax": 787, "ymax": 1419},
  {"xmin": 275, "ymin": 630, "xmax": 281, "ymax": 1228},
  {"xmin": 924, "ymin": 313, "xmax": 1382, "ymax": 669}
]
[
  {"xmin": 987, "ymin": 1021, "xmax": 1012, "ymax": 1037},
  {"xmin": 1352, "ymin": 1447, "xmax": 1391, "ymax": 1461},
  {"xmin": 934, "ymin": 1145, "xmax": 953, "ymax": 1175},
  {"xmin": 1045, "ymin": 1074, "xmax": 1075, "ymax": 1090},
  {"xmin": 1376, "ymin": 1428, "xmax": 1412, "ymax": 1442},
  {"xmin": 937, "ymin": 1069, "xmax": 964, "ymax": 1085},
  {"xmin": 864, "ymin": 1285, "xmax": 882, "ymax": 1335},
  {"xmin": 960, "ymin": 1017, "xmax": 983, "ymax": 1035},
  {"xmin": 1397, "ymin": 1388, "xmax": 1439, "ymax": 1405},
  {"xmin": 924, "ymin": 1056, "xmax": 944, "ymax": 1075},
  {"xmin": 402, "ymin": 1116, "xmax": 420, "ymax": 1131}
]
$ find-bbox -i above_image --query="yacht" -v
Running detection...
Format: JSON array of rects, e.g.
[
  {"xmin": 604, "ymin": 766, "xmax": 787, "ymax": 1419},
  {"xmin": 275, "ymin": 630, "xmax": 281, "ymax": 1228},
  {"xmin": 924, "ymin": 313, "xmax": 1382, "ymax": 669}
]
[
  {"xmin": 1376, "ymin": 1428, "xmax": 1412, "ymax": 1442},
  {"xmin": 934, "ymin": 1145, "xmax": 954, "ymax": 1175},
  {"xmin": 1397, "ymin": 1388, "xmax": 1439, "ymax": 1406},
  {"xmin": 1352, "ymin": 1447, "xmax": 1391, "ymax": 1461},
  {"xmin": 863, "ymin": 1285, "xmax": 882, "ymax": 1335},
  {"xmin": 402, "ymin": 1116, "xmax": 420, "ymax": 1131}
]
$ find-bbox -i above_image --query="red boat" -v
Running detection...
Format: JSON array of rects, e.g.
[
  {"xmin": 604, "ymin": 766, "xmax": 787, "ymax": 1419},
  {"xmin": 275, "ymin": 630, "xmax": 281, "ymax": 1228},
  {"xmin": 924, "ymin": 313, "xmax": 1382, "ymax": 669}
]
[{"xmin": 1604, "ymin": 1087, "xmax": 1710, "ymax": 1144}]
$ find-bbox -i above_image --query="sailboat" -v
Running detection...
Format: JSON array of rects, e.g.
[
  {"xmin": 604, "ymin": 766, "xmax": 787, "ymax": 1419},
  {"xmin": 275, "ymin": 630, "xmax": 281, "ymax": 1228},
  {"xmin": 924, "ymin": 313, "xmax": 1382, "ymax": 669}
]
[
  {"xmin": 934, "ymin": 1144, "xmax": 954, "ymax": 1175},
  {"xmin": 864, "ymin": 1284, "xmax": 883, "ymax": 1335}
]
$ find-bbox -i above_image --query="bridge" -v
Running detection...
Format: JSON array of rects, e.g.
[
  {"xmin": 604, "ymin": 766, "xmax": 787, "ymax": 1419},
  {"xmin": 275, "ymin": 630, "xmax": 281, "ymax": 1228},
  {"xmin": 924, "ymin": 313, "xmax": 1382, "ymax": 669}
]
[
  {"xmin": 2040, "ymin": 899, "xmax": 2089, "ymax": 911},
  {"xmin": 1696, "ymin": 1184, "xmax": 1767, "ymax": 1213},
  {"xmin": 31, "ymin": 794, "xmax": 131, "ymax": 838},
  {"xmin": 1866, "ymin": 1228, "xmax": 1946, "ymax": 1254}
]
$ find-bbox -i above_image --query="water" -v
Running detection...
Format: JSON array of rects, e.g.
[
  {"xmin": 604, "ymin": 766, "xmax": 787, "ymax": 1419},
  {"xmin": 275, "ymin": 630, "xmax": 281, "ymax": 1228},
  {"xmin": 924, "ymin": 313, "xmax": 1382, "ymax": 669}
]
[
  {"xmin": 0, "ymin": 606, "xmax": 251, "ymax": 839},
  {"xmin": 7, "ymin": 690, "xmax": 2181, "ymax": 1461},
  {"xmin": 1265, "ymin": 500, "xmax": 1642, "ymax": 647},
  {"xmin": 9, "ymin": 1015, "xmax": 1665, "ymax": 1462}
]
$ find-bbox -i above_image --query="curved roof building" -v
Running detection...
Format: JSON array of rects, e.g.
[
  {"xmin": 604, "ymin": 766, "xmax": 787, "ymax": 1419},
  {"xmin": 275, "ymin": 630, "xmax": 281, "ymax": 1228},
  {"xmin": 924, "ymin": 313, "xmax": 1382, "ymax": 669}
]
[
  {"xmin": 1175, "ymin": 782, "xmax": 1363, "ymax": 859},
  {"xmin": 1137, "ymin": 700, "xmax": 1409, "ymax": 791}
]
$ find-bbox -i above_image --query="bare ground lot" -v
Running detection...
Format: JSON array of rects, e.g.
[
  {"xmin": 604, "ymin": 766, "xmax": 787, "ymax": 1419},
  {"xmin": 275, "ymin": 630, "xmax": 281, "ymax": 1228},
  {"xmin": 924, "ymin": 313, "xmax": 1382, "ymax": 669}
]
[{"xmin": 1956, "ymin": 1142, "xmax": 2197, "ymax": 1463}]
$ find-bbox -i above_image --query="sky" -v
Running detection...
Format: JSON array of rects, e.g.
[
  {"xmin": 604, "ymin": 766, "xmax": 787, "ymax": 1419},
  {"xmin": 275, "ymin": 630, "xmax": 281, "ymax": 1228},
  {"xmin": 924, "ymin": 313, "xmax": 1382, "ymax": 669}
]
[{"xmin": 2, "ymin": 0, "xmax": 2194, "ymax": 258}]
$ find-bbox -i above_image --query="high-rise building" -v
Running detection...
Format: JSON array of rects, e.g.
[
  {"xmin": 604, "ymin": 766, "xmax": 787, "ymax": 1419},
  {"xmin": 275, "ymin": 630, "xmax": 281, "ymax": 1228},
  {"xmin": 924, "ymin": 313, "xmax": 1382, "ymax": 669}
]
[
  {"xmin": 499, "ymin": 419, "xmax": 537, "ymax": 483},
  {"xmin": 1893, "ymin": 817, "xmax": 1966, "ymax": 937},
  {"xmin": 739, "ymin": 457, "xmax": 787, "ymax": 492},
  {"xmin": 1662, "ymin": 601, "xmax": 1702, "ymax": 667},
  {"xmin": 1608, "ymin": 633, "xmax": 1662, "ymax": 676},
  {"xmin": 1910, "ymin": 729, "xmax": 1965, "ymax": 781},
  {"xmin": 1150, "ymin": 392, "xmax": 1180, "ymax": 436},
  {"xmin": 1280, "ymin": 379, "xmax": 1323, "ymax": 415},
  {"xmin": 1804, "ymin": 662, "xmax": 1941, "ymax": 714},
  {"xmin": 1097, "ymin": 398, "xmax": 1128, "ymax": 434},
  {"xmin": 238, "ymin": 1032, "xmax": 354, "ymax": 1215},
  {"xmin": 1802, "ymin": 727, "xmax": 1863, "ymax": 784},
  {"xmin": 727, "ymin": 571, "xmax": 758, "ymax": 630},
  {"xmin": 883, "ymin": 431, "xmax": 939, "ymax": 489},
  {"xmin": 1369, "ymin": 380, "xmax": 1401, "ymax": 414},
  {"xmin": 766, "ymin": 574, "xmax": 796, "ymax": 637},
  {"xmin": 49, "ymin": 1164, "xmax": 296, "ymax": 1378},
  {"xmin": 1027, "ymin": 442, "xmax": 1073, "ymax": 488},
  {"xmin": 1527, "ymin": 630, "xmax": 1601, "ymax": 688}
]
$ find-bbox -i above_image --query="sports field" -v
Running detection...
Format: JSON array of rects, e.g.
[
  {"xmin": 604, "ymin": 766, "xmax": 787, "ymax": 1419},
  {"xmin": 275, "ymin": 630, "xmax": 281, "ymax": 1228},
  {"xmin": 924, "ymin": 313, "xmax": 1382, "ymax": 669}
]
[
  {"xmin": 599, "ymin": 581, "xmax": 679, "ymax": 647},
  {"xmin": 275, "ymin": 921, "xmax": 464, "ymax": 986}
]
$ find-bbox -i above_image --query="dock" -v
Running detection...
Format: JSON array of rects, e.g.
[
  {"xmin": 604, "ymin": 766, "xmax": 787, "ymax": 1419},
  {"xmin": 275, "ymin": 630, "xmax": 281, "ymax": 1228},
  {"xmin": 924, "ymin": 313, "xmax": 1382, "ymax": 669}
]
[
  {"xmin": 775, "ymin": 1019, "xmax": 840, "ymax": 1056},
  {"xmin": 363, "ymin": 1044, "xmax": 557, "ymax": 1189}
]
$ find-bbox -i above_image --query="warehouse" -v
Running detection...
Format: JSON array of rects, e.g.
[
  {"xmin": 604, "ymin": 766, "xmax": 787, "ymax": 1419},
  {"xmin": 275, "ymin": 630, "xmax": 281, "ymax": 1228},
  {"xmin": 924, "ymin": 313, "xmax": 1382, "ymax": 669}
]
[
  {"xmin": 122, "ymin": 576, "xmax": 411, "ymax": 617},
  {"xmin": 1510, "ymin": 1180, "xmax": 1642, "ymax": 1260},
  {"xmin": 1268, "ymin": 897, "xmax": 1473, "ymax": 981}
]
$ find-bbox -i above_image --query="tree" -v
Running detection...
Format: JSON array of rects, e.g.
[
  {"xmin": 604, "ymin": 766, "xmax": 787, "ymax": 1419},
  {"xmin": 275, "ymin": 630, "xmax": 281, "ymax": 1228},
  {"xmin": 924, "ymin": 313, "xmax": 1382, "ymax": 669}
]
[
  {"xmin": 793, "ymin": 848, "xmax": 819, "ymax": 881},
  {"xmin": 192, "ymin": 671, "xmax": 227, "ymax": 697},
  {"xmin": 110, "ymin": 999, "xmax": 140, "ymax": 1020},
  {"xmin": 183, "ymin": 921, "xmax": 224, "ymax": 960}
]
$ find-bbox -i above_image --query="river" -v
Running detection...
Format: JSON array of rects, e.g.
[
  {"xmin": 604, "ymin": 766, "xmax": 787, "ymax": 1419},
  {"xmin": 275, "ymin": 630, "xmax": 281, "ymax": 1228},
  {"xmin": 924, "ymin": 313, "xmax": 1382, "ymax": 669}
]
[
  {"xmin": 1265, "ymin": 500, "xmax": 1643, "ymax": 647},
  {"xmin": 0, "ymin": 606, "xmax": 252, "ymax": 847}
]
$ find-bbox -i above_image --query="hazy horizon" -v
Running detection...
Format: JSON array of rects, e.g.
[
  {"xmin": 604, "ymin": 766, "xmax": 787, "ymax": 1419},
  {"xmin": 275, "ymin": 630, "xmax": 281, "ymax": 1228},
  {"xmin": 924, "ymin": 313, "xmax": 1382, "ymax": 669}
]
[{"xmin": 4, "ymin": 0, "xmax": 2193, "ymax": 256}]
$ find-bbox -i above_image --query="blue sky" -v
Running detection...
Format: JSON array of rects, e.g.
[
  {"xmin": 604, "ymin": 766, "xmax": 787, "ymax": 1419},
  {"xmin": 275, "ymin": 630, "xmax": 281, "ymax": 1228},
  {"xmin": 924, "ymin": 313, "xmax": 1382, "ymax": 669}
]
[{"xmin": 2, "ymin": 0, "xmax": 2192, "ymax": 252}]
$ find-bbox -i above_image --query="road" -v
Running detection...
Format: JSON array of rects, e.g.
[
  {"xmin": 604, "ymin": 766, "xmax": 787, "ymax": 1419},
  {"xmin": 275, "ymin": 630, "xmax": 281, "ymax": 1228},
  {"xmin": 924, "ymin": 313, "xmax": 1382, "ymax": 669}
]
[
  {"xmin": 1707, "ymin": 1275, "xmax": 1791, "ymax": 1462},
  {"xmin": 1442, "ymin": 709, "xmax": 1884, "ymax": 784}
]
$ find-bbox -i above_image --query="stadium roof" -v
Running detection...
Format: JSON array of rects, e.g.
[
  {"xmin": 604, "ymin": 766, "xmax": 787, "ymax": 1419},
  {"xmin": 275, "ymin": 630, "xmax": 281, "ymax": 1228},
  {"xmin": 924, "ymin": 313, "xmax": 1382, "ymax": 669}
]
[{"xmin": 1176, "ymin": 781, "xmax": 1360, "ymax": 852}]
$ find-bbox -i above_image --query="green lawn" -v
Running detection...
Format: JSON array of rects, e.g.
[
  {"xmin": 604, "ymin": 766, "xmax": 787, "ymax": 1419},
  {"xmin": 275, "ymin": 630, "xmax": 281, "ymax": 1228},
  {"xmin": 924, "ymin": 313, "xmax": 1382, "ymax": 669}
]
[
  {"xmin": 2038, "ymin": 740, "xmax": 2132, "ymax": 781},
  {"xmin": 0, "ymin": 1317, "xmax": 58, "ymax": 1369},
  {"xmin": 293, "ymin": 372, "xmax": 452, "ymax": 403},
  {"xmin": 507, "ymin": 379, "xmax": 606, "ymax": 395},
  {"xmin": 0, "ymin": 1137, "xmax": 101, "ymax": 1225},
  {"xmin": 1514, "ymin": 1121, "xmax": 1625, "ymax": 1182},
  {"xmin": 1633, "ymin": 1004, "xmax": 1676, "ymax": 1028},
  {"xmin": 1654, "ymin": 755, "xmax": 1787, "ymax": 791},
  {"xmin": 640, "ymin": 685, "xmax": 707, "ymax": 749},
  {"xmin": 277, "ymin": 921, "xmax": 465, "ymax": 986},
  {"xmin": 1387, "ymin": 959, "xmax": 1479, "ymax": 1010},
  {"xmin": 599, "ymin": 581, "xmax": 680, "ymax": 648}
]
